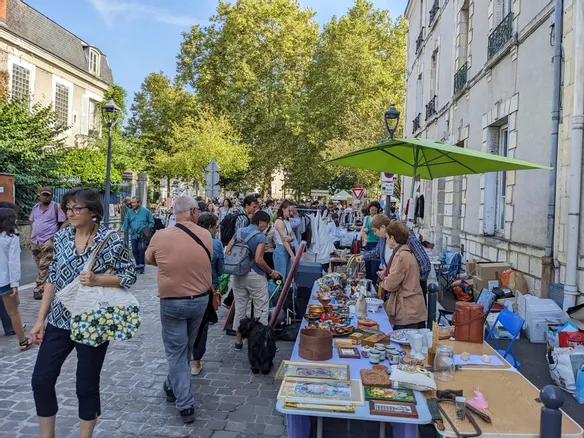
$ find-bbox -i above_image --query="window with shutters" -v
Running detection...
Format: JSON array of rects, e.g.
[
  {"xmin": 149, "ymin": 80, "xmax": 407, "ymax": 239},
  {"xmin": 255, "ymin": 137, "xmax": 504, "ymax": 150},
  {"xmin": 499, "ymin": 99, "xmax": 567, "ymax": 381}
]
[
  {"xmin": 496, "ymin": 126, "xmax": 508, "ymax": 232},
  {"xmin": 54, "ymin": 83, "xmax": 70, "ymax": 128},
  {"xmin": 11, "ymin": 64, "xmax": 30, "ymax": 103},
  {"xmin": 89, "ymin": 49, "xmax": 100, "ymax": 75},
  {"xmin": 88, "ymin": 99, "xmax": 101, "ymax": 137}
]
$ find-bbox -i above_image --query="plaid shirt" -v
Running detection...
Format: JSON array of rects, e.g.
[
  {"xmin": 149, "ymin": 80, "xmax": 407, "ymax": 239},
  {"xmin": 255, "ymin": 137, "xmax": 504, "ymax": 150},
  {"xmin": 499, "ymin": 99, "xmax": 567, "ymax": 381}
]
[{"xmin": 407, "ymin": 230, "xmax": 431, "ymax": 281}]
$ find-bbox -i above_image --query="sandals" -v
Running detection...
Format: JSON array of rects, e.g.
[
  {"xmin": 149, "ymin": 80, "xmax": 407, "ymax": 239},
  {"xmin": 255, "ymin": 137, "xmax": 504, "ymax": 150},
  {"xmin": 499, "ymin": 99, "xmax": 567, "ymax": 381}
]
[{"xmin": 19, "ymin": 338, "xmax": 32, "ymax": 351}]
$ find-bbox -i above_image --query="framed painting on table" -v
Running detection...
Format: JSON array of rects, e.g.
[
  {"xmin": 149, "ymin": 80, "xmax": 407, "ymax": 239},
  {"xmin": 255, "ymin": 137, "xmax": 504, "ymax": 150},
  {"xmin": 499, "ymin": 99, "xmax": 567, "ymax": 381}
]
[
  {"xmin": 275, "ymin": 361, "xmax": 350, "ymax": 382},
  {"xmin": 277, "ymin": 378, "xmax": 364, "ymax": 406}
]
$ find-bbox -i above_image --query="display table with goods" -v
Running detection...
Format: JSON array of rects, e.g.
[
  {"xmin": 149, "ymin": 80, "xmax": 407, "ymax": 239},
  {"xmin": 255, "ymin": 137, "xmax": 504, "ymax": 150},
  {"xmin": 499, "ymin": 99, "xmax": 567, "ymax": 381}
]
[{"xmin": 275, "ymin": 274, "xmax": 433, "ymax": 438}]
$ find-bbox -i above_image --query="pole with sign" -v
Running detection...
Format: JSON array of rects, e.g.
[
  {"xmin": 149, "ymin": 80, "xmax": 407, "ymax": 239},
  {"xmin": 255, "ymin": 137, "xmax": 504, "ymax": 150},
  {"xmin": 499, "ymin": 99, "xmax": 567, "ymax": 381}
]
[
  {"xmin": 380, "ymin": 173, "xmax": 397, "ymax": 215},
  {"xmin": 205, "ymin": 159, "xmax": 221, "ymax": 199}
]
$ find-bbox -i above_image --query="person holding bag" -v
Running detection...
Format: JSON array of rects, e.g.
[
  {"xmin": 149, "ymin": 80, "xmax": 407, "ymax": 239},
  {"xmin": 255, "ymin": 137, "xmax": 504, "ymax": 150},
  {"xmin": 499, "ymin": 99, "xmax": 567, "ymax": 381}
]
[
  {"xmin": 30, "ymin": 188, "xmax": 137, "ymax": 438},
  {"xmin": 361, "ymin": 201, "xmax": 381, "ymax": 285},
  {"xmin": 378, "ymin": 220, "xmax": 426, "ymax": 330},
  {"xmin": 146, "ymin": 196, "xmax": 213, "ymax": 424}
]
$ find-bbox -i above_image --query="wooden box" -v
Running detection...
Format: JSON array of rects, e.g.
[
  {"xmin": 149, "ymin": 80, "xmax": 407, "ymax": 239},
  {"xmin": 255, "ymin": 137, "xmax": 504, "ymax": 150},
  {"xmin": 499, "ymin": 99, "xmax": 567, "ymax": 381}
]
[{"xmin": 362, "ymin": 333, "xmax": 390, "ymax": 347}]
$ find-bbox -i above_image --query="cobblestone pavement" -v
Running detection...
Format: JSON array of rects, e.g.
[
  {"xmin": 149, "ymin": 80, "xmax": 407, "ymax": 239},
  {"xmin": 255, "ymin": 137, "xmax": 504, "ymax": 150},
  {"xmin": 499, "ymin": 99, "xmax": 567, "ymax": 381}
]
[
  {"xmin": 0, "ymin": 268, "xmax": 439, "ymax": 438},
  {"xmin": 0, "ymin": 268, "xmax": 291, "ymax": 438}
]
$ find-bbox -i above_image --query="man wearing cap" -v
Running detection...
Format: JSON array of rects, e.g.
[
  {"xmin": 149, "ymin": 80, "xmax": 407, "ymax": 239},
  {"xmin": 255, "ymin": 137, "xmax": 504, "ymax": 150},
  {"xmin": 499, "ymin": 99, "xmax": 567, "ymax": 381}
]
[{"xmin": 29, "ymin": 188, "xmax": 66, "ymax": 300}]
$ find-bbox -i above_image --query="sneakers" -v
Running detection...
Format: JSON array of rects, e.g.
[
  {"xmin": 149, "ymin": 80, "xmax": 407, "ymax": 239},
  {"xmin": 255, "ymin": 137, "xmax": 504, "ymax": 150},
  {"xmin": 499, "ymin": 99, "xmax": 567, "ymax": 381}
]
[
  {"xmin": 33, "ymin": 290, "xmax": 42, "ymax": 300},
  {"xmin": 163, "ymin": 381, "xmax": 176, "ymax": 403},
  {"xmin": 180, "ymin": 406, "xmax": 195, "ymax": 424},
  {"xmin": 163, "ymin": 382, "xmax": 195, "ymax": 423},
  {"xmin": 234, "ymin": 342, "xmax": 243, "ymax": 351}
]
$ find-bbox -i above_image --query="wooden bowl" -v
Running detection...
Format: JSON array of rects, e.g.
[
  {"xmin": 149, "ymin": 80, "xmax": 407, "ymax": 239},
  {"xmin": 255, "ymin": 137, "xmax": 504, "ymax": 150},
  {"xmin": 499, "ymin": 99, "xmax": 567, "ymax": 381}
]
[{"xmin": 308, "ymin": 304, "xmax": 325, "ymax": 316}]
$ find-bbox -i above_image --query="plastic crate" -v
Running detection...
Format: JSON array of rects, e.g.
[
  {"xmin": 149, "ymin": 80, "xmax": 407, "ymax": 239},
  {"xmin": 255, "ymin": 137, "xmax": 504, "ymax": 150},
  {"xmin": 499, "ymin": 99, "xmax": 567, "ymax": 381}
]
[{"xmin": 549, "ymin": 282, "xmax": 564, "ymax": 309}]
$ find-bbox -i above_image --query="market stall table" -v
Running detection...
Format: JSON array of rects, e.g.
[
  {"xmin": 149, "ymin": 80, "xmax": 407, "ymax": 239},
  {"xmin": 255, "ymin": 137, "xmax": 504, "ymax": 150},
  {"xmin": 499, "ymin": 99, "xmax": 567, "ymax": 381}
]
[
  {"xmin": 276, "ymin": 281, "xmax": 433, "ymax": 438},
  {"xmin": 426, "ymin": 369, "xmax": 583, "ymax": 437}
]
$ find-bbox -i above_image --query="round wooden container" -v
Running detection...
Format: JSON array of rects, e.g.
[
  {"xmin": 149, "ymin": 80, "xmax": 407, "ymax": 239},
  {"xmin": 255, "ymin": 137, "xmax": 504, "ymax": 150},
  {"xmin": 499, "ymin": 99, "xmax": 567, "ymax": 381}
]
[{"xmin": 298, "ymin": 328, "xmax": 333, "ymax": 361}]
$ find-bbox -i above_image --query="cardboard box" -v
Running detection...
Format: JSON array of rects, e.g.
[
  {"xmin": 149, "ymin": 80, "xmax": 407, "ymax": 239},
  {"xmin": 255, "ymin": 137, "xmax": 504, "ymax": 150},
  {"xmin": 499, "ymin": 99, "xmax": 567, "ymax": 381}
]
[
  {"xmin": 472, "ymin": 276, "xmax": 499, "ymax": 293},
  {"xmin": 477, "ymin": 262, "xmax": 511, "ymax": 280},
  {"xmin": 466, "ymin": 260, "xmax": 478, "ymax": 277}
]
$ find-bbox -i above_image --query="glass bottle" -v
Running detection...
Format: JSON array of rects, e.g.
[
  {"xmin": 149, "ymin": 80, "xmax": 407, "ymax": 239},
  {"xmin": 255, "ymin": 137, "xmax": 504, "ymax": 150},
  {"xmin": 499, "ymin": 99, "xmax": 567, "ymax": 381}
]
[{"xmin": 433, "ymin": 345, "xmax": 455, "ymax": 382}]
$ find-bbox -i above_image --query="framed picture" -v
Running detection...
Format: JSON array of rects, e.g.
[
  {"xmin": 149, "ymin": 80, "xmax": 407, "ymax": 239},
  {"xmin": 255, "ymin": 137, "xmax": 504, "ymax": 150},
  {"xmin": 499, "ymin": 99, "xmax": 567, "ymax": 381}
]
[
  {"xmin": 277, "ymin": 378, "xmax": 364, "ymax": 406},
  {"xmin": 337, "ymin": 347, "xmax": 361, "ymax": 359},
  {"xmin": 364, "ymin": 386, "xmax": 415, "ymax": 403},
  {"xmin": 369, "ymin": 401, "xmax": 418, "ymax": 418},
  {"xmin": 275, "ymin": 361, "xmax": 350, "ymax": 382}
]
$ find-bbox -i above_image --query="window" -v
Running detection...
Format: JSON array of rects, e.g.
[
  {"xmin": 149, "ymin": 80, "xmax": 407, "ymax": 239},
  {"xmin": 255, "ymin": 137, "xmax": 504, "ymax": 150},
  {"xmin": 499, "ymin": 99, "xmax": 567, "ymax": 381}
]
[
  {"xmin": 89, "ymin": 49, "xmax": 100, "ymax": 75},
  {"xmin": 54, "ymin": 83, "xmax": 70, "ymax": 128},
  {"xmin": 416, "ymin": 74, "xmax": 423, "ymax": 115},
  {"xmin": 88, "ymin": 99, "xmax": 101, "ymax": 136},
  {"xmin": 430, "ymin": 50, "xmax": 438, "ymax": 98},
  {"xmin": 496, "ymin": 126, "xmax": 508, "ymax": 232},
  {"xmin": 11, "ymin": 64, "xmax": 30, "ymax": 103},
  {"xmin": 459, "ymin": 1, "xmax": 470, "ymax": 62},
  {"xmin": 494, "ymin": 0, "xmax": 512, "ymax": 26}
]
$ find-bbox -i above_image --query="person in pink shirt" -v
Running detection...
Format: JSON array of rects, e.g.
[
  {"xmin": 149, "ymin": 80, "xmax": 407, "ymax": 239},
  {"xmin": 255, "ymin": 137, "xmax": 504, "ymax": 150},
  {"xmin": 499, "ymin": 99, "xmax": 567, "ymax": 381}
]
[{"xmin": 29, "ymin": 188, "xmax": 66, "ymax": 300}]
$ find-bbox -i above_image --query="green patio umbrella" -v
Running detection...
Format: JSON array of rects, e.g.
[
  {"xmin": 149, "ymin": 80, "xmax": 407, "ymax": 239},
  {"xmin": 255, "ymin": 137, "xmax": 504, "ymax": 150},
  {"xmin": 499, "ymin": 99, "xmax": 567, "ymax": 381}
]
[{"xmin": 327, "ymin": 137, "xmax": 551, "ymax": 208}]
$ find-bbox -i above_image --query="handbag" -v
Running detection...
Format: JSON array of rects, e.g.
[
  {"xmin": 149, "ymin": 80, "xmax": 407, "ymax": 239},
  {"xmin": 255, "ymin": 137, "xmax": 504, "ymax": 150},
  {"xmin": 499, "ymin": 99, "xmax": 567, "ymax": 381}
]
[
  {"xmin": 57, "ymin": 231, "xmax": 141, "ymax": 347},
  {"xmin": 452, "ymin": 302, "xmax": 484, "ymax": 343}
]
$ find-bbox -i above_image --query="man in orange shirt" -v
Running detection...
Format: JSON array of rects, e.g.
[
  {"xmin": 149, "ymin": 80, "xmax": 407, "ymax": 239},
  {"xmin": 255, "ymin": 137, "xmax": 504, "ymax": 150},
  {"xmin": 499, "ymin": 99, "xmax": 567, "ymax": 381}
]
[{"xmin": 146, "ymin": 196, "xmax": 213, "ymax": 424}]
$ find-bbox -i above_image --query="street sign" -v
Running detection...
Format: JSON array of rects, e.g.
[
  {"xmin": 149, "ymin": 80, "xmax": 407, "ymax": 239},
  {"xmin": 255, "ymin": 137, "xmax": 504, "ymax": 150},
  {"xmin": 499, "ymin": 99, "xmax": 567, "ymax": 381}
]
[
  {"xmin": 381, "ymin": 172, "xmax": 395, "ymax": 182},
  {"xmin": 205, "ymin": 160, "xmax": 221, "ymax": 198},
  {"xmin": 381, "ymin": 182, "xmax": 394, "ymax": 195},
  {"xmin": 352, "ymin": 187, "xmax": 365, "ymax": 200}
]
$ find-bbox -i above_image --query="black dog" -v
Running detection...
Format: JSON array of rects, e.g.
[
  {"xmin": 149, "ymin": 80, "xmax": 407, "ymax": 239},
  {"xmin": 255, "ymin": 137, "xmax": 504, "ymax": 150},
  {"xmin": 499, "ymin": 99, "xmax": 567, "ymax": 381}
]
[{"xmin": 237, "ymin": 317, "xmax": 277, "ymax": 374}]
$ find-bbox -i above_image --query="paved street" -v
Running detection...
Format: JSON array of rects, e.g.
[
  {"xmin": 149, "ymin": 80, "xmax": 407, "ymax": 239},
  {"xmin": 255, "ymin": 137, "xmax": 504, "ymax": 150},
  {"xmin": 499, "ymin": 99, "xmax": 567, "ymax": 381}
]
[{"xmin": 0, "ymin": 268, "xmax": 292, "ymax": 438}]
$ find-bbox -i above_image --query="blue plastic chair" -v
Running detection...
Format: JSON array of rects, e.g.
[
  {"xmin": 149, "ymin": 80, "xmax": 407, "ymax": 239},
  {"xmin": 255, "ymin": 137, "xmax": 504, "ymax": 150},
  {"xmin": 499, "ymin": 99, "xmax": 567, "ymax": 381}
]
[{"xmin": 485, "ymin": 309, "xmax": 524, "ymax": 370}]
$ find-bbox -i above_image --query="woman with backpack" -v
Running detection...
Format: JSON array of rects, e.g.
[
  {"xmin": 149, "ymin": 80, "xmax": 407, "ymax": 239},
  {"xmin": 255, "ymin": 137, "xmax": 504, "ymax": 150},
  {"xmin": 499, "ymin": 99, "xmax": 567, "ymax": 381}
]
[
  {"xmin": 225, "ymin": 211, "xmax": 281, "ymax": 351},
  {"xmin": 0, "ymin": 207, "xmax": 32, "ymax": 351},
  {"xmin": 273, "ymin": 201, "xmax": 296, "ymax": 283}
]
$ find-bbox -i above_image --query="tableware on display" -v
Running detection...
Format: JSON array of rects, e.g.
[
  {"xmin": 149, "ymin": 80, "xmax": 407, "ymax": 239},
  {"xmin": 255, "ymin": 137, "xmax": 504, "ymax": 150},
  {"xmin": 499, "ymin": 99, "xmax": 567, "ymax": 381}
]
[
  {"xmin": 433, "ymin": 345, "xmax": 456, "ymax": 382},
  {"xmin": 369, "ymin": 355, "xmax": 381, "ymax": 364},
  {"xmin": 374, "ymin": 343, "xmax": 386, "ymax": 351},
  {"xmin": 419, "ymin": 328, "xmax": 431, "ymax": 354},
  {"xmin": 389, "ymin": 329, "xmax": 419, "ymax": 345},
  {"xmin": 308, "ymin": 304, "xmax": 325, "ymax": 316},
  {"xmin": 424, "ymin": 331, "xmax": 434, "ymax": 355},
  {"xmin": 409, "ymin": 334, "xmax": 425, "ymax": 360},
  {"xmin": 369, "ymin": 349, "xmax": 381, "ymax": 362},
  {"xmin": 318, "ymin": 295, "xmax": 332, "ymax": 306},
  {"xmin": 387, "ymin": 348, "xmax": 400, "ymax": 365}
]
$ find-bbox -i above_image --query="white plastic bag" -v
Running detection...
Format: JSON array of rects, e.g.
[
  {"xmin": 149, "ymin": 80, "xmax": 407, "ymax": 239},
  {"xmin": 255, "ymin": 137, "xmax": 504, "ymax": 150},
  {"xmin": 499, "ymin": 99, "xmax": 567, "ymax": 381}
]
[{"xmin": 548, "ymin": 347, "xmax": 584, "ymax": 394}]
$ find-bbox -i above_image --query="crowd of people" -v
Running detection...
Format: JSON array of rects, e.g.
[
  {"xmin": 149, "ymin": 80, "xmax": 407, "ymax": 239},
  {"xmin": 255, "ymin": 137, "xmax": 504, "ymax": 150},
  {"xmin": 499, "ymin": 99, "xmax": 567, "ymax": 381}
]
[{"xmin": 0, "ymin": 186, "xmax": 432, "ymax": 436}]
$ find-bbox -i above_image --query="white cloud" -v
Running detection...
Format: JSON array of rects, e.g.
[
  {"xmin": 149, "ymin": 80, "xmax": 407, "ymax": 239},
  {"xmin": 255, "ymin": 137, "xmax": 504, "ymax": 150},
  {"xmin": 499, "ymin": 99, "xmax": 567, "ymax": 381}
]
[{"xmin": 88, "ymin": 0, "xmax": 203, "ymax": 28}]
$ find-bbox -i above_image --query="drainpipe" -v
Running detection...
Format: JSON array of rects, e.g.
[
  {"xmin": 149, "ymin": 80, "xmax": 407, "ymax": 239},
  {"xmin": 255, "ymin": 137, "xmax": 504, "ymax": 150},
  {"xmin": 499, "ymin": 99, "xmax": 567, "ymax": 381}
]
[
  {"xmin": 564, "ymin": 0, "xmax": 584, "ymax": 310},
  {"xmin": 543, "ymin": 0, "xmax": 564, "ymax": 297}
]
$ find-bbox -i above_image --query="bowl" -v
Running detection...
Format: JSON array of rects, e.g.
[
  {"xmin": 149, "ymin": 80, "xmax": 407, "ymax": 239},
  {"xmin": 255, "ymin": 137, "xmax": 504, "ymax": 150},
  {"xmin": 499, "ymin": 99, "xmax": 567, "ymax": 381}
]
[
  {"xmin": 318, "ymin": 296, "xmax": 332, "ymax": 306},
  {"xmin": 308, "ymin": 304, "xmax": 325, "ymax": 316},
  {"xmin": 323, "ymin": 304, "xmax": 333, "ymax": 313},
  {"xmin": 366, "ymin": 298, "xmax": 383, "ymax": 308}
]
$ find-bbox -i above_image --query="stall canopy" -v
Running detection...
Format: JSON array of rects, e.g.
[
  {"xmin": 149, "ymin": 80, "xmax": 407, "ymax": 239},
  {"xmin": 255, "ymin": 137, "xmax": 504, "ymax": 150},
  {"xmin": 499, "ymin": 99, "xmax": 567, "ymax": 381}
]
[
  {"xmin": 327, "ymin": 137, "xmax": 550, "ymax": 179},
  {"xmin": 330, "ymin": 190, "xmax": 352, "ymax": 201}
]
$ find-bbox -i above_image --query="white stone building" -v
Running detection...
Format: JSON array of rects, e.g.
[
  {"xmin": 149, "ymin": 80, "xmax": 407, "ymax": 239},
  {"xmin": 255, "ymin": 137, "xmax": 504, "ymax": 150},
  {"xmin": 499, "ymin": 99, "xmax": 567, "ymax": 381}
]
[
  {"xmin": 0, "ymin": 0, "xmax": 113, "ymax": 145},
  {"xmin": 403, "ymin": 0, "xmax": 584, "ymax": 303}
]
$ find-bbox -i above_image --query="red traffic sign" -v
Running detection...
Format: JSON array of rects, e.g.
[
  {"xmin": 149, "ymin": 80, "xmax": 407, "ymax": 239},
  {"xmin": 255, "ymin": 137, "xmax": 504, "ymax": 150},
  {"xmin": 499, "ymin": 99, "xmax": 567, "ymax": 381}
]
[
  {"xmin": 381, "ymin": 172, "xmax": 396, "ymax": 182},
  {"xmin": 352, "ymin": 187, "xmax": 365, "ymax": 200}
]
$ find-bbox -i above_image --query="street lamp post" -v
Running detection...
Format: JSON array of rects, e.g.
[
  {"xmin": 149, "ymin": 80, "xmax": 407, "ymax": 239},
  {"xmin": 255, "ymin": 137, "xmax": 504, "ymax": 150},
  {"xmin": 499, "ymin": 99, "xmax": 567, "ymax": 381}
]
[
  {"xmin": 383, "ymin": 105, "xmax": 400, "ymax": 215},
  {"xmin": 102, "ymin": 99, "xmax": 120, "ymax": 226}
]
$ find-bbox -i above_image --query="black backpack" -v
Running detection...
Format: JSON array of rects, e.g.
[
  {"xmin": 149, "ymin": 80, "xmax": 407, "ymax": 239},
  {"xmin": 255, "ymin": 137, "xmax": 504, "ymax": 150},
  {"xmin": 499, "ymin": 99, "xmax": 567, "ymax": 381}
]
[{"xmin": 220, "ymin": 212, "xmax": 248, "ymax": 246}]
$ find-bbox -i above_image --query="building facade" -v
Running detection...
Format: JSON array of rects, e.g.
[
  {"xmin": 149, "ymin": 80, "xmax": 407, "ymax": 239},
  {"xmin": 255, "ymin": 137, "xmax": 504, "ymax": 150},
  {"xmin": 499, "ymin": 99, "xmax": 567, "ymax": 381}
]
[
  {"xmin": 403, "ymin": 0, "xmax": 584, "ymax": 301},
  {"xmin": 0, "ymin": 0, "xmax": 113, "ymax": 145}
]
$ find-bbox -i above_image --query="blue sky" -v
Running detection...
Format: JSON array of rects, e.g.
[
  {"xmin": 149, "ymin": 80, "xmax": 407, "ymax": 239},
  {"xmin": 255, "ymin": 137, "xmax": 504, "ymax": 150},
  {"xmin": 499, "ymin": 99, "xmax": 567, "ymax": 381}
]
[{"xmin": 26, "ymin": 0, "xmax": 407, "ymax": 108}]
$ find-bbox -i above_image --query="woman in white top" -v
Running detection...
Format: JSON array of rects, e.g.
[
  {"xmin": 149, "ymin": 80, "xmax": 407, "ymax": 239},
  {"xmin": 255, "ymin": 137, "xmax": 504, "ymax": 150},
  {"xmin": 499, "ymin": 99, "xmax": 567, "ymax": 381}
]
[
  {"xmin": 0, "ymin": 207, "xmax": 31, "ymax": 351},
  {"xmin": 273, "ymin": 201, "xmax": 295, "ymax": 282},
  {"xmin": 219, "ymin": 199, "xmax": 232, "ymax": 222}
]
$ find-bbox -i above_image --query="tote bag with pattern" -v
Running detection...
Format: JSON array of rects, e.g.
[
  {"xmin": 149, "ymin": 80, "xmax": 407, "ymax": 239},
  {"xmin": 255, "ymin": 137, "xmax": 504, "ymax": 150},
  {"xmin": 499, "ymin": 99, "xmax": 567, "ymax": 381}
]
[{"xmin": 56, "ymin": 231, "xmax": 141, "ymax": 347}]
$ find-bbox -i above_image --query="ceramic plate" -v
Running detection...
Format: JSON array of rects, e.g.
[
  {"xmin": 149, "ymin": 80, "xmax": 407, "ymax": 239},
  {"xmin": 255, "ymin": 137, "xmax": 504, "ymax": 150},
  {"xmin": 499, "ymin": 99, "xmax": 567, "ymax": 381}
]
[{"xmin": 389, "ymin": 329, "xmax": 420, "ymax": 345}]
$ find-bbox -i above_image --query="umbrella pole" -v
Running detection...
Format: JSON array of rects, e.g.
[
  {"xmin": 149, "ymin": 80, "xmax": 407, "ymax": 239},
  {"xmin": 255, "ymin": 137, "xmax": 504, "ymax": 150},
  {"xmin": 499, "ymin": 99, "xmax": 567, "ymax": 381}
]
[{"xmin": 408, "ymin": 148, "xmax": 419, "ymax": 222}]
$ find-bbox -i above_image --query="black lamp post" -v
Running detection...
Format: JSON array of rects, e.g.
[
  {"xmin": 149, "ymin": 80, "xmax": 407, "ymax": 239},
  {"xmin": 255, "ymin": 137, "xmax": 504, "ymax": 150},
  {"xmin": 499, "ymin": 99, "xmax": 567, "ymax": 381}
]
[
  {"xmin": 383, "ymin": 105, "xmax": 400, "ymax": 215},
  {"xmin": 384, "ymin": 104, "xmax": 400, "ymax": 140},
  {"xmin": 102, "ymin": 99, "xmax": 120, "ymax": 226}
]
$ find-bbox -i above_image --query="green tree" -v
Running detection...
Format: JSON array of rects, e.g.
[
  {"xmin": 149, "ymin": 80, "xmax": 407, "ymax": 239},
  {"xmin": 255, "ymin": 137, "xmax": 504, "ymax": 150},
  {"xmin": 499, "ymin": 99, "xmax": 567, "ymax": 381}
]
[
  {"xmin": 177, "ymin": 0, "xmax": 319, "ymax": 193},
  {"xmin": 127, "ymin": 72, "xmax": 197, "ymax": 175},
  {"xmin": 0, "ymin": 96, "xmax": 67, "ymax": 217},
  {"xmin": 289, "ymin": 0, "xmax": 407, "ymax": 194}
]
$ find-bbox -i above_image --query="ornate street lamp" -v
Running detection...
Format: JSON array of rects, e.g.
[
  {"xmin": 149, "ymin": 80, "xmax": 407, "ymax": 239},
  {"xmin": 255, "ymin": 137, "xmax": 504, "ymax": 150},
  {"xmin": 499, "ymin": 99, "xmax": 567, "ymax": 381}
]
[
  {"xmin": 384, "ymin": 104, "xmax": 400, "ymax": 140},
  {"xmin": 383, "ymin": 105, "xmax": 400, "ymax": 216},
  {"xmin": 102, "ymin": 99, "xmax": 120, "ymax": 226}
]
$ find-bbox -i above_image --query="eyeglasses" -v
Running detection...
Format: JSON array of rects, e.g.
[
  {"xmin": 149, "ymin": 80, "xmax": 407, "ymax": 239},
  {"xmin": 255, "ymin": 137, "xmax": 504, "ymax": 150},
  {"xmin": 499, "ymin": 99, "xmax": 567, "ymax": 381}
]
[{"xmin": 65, "ymin": 206, "xmax": 88, "ymax": 215}]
